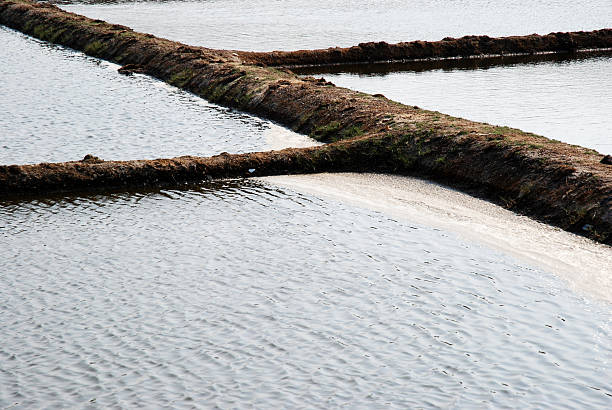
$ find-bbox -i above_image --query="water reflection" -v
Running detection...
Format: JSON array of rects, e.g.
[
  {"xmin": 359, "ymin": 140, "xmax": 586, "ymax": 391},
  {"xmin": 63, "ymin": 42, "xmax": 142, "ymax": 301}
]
[{"xmin": 295, "ymin": 49, "xmax": 612, "ymax": 75}]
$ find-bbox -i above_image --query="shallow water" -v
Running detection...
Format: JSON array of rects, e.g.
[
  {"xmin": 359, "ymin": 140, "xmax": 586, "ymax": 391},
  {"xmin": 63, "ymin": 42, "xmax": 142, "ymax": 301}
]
[
  {"xmin": 60, "ymin": 0, "xmax": 612, "ymax": 51},
  {"xmin": 0, "ymin": 27, "xmax": 313, "ymax": 165},
  {"xmin": 1, "ymin": 181, "xmax": 611, "ymax": 408}
]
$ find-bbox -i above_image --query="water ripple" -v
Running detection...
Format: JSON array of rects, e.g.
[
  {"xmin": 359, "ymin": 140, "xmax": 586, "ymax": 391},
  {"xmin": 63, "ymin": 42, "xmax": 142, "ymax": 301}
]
[{"xmin": 2, "ymin": 181, "xmax": 609, "ymax": 408}]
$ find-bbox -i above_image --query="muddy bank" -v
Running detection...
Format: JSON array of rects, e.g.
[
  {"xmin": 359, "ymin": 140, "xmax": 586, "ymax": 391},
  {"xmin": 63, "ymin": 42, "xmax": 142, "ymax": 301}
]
[
  {"xmin": 1, "ymin": 0, "xmax": 611, "ymax": 244},
  {"xmin": 237, "ymin": 30, "xmax": 612, "ymax": 67},
  {"xmin": 292, "ymin": 49, "xmax": 612, "ymax": 75}
]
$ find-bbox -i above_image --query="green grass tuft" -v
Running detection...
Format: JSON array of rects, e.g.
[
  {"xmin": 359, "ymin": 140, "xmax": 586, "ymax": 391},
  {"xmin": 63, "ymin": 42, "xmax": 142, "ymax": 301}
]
[
  {"xmin": 310, "ymin": 121, "xmax": 341, "ymax": 141},
  {"xmin": 83, "ymin": 40, "xmax": 106, "ymax": 56}
]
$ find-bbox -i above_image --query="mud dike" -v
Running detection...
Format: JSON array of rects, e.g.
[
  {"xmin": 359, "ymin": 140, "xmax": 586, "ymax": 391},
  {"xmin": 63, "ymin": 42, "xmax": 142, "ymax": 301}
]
[{"xmin": 1, "ymin": 0, "xmax": 611, "ymax": 244}]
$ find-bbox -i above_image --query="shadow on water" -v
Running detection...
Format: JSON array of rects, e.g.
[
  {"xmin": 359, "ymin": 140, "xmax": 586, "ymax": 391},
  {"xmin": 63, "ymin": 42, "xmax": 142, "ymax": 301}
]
[
  {"xmin": 294, "ymin": 49, "xmax": 612, "ymax": 76},
  {"xmin": 0, "ymin": 178, "xmax": 255, "ymax": 208},
  {"xmin": 0, "ymin": 178, "xmax": 320, "ymax": 217}
]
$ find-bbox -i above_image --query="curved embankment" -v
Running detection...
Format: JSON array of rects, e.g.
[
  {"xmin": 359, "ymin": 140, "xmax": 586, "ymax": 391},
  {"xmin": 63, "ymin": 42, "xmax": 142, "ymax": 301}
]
[{"xmin": 1, "ymin": 0, "xmax": 611, "ymax": 245}]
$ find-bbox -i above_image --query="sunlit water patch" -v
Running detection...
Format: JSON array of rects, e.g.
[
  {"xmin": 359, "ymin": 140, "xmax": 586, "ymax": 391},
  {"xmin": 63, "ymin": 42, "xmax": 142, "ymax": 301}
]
[
  {"xmin": 60, "ymin": 0, "xmax": 612, "ymax": 51},
  {"xmin": 0, "ymin": 26, "xmax": 313, "ymax": 165},
  {"xmin": 1, "ymin": 181, "xmax": 610, "ymax": 408}
]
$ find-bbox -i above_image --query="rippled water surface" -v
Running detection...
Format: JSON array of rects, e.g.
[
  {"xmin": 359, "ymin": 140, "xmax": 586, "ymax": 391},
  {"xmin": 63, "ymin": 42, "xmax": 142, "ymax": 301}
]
[
  {"xmin": 1, "ymin": 182, "xmax": 611, "ymax": 408},
  {"xmin": 0, "ymin": 27, "xmax": 308, "ymax": 165},
  {"xmin": 60, "ymin": 0, "xmax": 612, "ymax": 51}
]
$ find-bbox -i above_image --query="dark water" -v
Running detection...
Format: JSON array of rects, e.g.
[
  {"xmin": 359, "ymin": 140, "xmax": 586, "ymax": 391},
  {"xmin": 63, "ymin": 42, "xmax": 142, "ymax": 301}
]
[
  {"xmin": 1, "ymin": 1, "xmax": 611, "ymax": 408},
  {"xmin": 1, "ymin": 181, "xmax": 610, "ymax": 408},
  {"xmin": 0, "ymin": 27, "xmax": 307, "ymax": 165}
]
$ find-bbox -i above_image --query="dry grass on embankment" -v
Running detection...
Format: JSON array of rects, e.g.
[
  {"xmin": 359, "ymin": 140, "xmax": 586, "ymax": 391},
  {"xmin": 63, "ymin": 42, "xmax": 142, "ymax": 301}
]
[{"xmin": 1, "ymin": 0, "xmax": 611, "ymax": 244}]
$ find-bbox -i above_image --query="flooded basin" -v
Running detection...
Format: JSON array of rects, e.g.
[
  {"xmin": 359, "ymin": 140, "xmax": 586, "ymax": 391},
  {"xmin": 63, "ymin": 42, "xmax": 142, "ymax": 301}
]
[{"xmin": 1, "ymin": 1, "xmax": 611, "ymax": 408}]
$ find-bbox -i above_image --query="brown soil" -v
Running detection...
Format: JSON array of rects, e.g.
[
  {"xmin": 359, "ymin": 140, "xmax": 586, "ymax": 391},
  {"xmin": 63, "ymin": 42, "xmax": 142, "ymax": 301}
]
[
  {"xmin": 237, "ymin": 30, "xmax": 612, "ymax": 67},
  {"xmin": 1, "ymin": 0, "xmax": 611, "ymax": 245}
]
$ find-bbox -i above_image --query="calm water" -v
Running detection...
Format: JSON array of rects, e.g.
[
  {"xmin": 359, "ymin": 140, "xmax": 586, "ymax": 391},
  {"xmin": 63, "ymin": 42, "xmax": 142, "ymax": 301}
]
[
  {"xmin": 0, "ymin": 27, "xmax": 309, "ymax": 165},
  {"xmin": 1, "ymin": 182, "xmax": 611, "ymax": 408},
  {"xmin": 2, "ymin": 1, "xmax": 612, "ymax": 408},
  {"xmin": 58, "ymin": 0, "xmax": 612, "ymax": 153},
  {"xmin": 60, "ymin": 0, "xmax": 612, "ymax": 51}
]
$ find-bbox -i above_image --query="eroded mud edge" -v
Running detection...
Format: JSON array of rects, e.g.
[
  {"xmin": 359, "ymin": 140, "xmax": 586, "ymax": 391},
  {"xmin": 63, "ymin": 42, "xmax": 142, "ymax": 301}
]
[{"xmin": 1, "ymin": 0, "xmax": 611, "ymax": 244}]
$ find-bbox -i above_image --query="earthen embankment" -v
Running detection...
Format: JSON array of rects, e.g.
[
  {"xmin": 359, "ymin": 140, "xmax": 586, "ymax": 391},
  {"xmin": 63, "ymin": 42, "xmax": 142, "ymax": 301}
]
[
  {"xmin": 237, "ymin": 30, "xmax": 612, "ymax": 67},
  {"xmin": 1, "ymin": 0, "xmax": 611, "ymax": 244}
]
